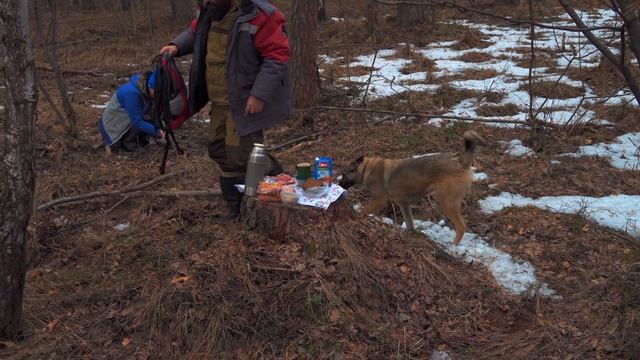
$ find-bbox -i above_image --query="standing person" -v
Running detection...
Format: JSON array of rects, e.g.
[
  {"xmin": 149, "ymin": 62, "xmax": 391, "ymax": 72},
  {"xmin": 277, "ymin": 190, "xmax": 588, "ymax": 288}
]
[
  {"xmin": 161, "ymin": 0, "xmax": 290, "ymax": 222},
  {"xmin": 99, "ymin": 69, "xmax": 165, "ymax": 152}
]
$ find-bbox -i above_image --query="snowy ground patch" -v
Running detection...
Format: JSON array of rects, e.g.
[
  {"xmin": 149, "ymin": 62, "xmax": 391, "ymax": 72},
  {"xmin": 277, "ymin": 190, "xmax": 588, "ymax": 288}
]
[
  {"xmin": 325, "ymin": 8, "xmax": 631, "ymax": 127},
  {"xmin": 502, "ymin": 139, "xmax": 534, "ymax": 157},
  {"xmin": 413, "ymin": 220, "xmax": 558, "ymax": 297},
  {"xmin": 561, "ymin": 132, "xmax": 640, "ymax": 171},
  {"xmin": 431, "ymin": 350, "xmax": 452, "ymax": 360},
  {"xmin": 344, "ymin": 49, "xmax": 439, "ymax": 98},
  {"xmin": 480, "ymin": 192, "xmax": 640, "ymax": 238},
  {"xmin": 472, "ymin": 167, "xmax": 489, "ymax": 182}
]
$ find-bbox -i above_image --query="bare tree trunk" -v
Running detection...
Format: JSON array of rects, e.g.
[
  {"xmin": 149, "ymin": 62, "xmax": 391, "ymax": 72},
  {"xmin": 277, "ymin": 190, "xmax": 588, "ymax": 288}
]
[
  {"xmin": 366, "ymin": 0, "xmax": 379, "ymax": 42},
  {"xmin": 396, "ymin": 0, "xmax": 424, "ymax": 26},
  {"xmin": 290, "ymin": 0, "xmax": 319, "ymax": 108},
  {"xmin": 0, "ymin": 0, "xmax": 37, "ymax": 340},
  {"xmin": 318, "ymin": 0, "xmax": 326, "ymax": 22},
  {"xmin": 130, "ymin": 0, "xmax": 137, "ymax": 34},
  {"xmin": 616, "ymin": 0, "xmax": 640, "ymax": 65},
  {"xmin": 558, "ymin": 0, "xmax": 640, "ymax": 107},
  {"xmin": 32, "ymin": 0, "xmax": 79, "ymax": 137},
  {"xmin": 36, "ymin": 73, "xmax": 66, "ymax": 126},
  {"xmin": 145, "ymin": 0, "xmax": 153, "ymax": 35}
]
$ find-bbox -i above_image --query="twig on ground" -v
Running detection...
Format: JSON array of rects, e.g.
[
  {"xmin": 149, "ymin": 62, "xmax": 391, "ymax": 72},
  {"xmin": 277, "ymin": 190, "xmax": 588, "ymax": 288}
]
[
  {"xmin": 36, "ymin": 65, "xmax": 116, "ymax": 78},
  {"xmin": 306, "ymin": 106, "xmax": 554, "ymax": 127},
  {"xmin": 104, "ymin": 195, "xmax": 130, "ymax": 215},
  {"xmin": 38, "ymin": 171, "xmax": 185, "ymax": 211},
  {"xmin": 249, "ymin": 264, "xmax": 300, "ymax": 273},
  {"xmin": 39, "ymin": 189, "xmax": 222, "ymax": 211},
  {"xmin": 270, "ymin": 133, "xmax": 322, "ymax": 152}
]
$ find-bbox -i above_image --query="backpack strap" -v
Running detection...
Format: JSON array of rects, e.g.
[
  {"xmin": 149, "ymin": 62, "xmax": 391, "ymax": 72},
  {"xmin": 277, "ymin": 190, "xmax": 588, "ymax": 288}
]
[{"xmin": 153, "ymin": 53, "xmax": 184, "ymax": 174}]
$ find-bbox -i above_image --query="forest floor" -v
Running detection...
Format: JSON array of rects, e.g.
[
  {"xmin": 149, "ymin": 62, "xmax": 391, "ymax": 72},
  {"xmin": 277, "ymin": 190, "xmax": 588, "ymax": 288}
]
[{"xmin": 1, "ymin": 1, "xmax": 639, "ymax": 359}]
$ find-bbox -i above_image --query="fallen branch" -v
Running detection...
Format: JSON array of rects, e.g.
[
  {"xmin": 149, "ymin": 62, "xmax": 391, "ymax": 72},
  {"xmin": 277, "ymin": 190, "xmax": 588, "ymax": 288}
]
[
  {"xmin": 36, "ymin": 65, "xmax": 116, "ymax": 78},
  {"xmin": 270, "ymin": 133, "xmax": 322, "ymax": 152},
  {"xmin": 306, "ymin": 106, "xmax": 553, "ymax": 127},
  {"xmin": 37, "ymin": 171, "xmax": 186, "ymax": 211},
  {"xmin": 38, "ymin": 189, "xmax": 222, "ymax": 211}
]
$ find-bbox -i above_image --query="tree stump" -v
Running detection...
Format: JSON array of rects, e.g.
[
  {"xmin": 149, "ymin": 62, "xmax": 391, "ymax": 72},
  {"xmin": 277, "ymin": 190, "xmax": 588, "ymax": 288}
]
[{"xmin": 240, "ymin": 195, "xmax": 355, "ymax": 241}]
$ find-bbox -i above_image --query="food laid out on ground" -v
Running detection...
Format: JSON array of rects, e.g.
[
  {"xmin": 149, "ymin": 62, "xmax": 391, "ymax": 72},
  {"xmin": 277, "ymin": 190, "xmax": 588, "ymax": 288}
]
[{"xmin": 239, "ymin": 156, "xmax": 347, "ymax": 210}]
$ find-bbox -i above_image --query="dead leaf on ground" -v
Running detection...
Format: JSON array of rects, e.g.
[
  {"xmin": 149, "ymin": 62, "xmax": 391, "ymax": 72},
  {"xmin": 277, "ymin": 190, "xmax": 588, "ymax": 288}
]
[
  {"xmin": 330, "ymin": 309, "xmax": 341, "ymax": 323},
  {"xmin": 170, "ymin": 274, "xmax": 192, "ymax": 286},
  {"xmin": 121, "ymin": 337, "xmax": 132, "ymax": 347},
  {"xmin": 47, "ymin": 319, "xmax": 59, "ymax": 332}
]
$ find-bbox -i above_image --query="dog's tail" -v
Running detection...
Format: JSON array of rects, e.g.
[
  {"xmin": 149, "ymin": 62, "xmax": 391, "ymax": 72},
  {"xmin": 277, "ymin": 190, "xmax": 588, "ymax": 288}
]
[{"xmin": 459, "ymin": 130, "xmax": 487, "ymax": 168}]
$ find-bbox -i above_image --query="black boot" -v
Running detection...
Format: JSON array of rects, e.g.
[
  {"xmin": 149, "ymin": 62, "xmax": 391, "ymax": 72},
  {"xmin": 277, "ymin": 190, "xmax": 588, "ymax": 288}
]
[{"xmin": 218, "ymin": 176, "xmax": 244, "ymax": 222}]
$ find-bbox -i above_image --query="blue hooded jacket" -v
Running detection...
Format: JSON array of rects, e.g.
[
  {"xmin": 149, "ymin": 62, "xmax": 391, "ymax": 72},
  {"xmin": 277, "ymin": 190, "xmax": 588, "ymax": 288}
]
[{"xmin": 99, "ymin": 73, "xmax": 160, "ymax": 145}]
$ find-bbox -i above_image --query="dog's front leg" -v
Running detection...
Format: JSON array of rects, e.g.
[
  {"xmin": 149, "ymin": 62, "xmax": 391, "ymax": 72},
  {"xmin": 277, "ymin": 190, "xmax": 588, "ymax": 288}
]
[
  {"xmin": 360, "ymin": 196, "xmax": 388, "ymax": 216},
  {"xmin": 397, "ymin": 201, "xmax": 415, "ymax": 230}
]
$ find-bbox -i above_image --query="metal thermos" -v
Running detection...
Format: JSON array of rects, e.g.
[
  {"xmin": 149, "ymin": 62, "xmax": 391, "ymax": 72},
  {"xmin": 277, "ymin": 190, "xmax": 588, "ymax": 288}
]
[{"xmin": 245, "ymin": 143, "xmax": 268, "ymax": 196}]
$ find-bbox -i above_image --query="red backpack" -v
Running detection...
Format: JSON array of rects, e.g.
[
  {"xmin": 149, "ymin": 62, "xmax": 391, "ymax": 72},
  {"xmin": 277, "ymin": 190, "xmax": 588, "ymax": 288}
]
[{"xmin": 152, "ymin": 53, "xmax": 190, "ymax": 173}]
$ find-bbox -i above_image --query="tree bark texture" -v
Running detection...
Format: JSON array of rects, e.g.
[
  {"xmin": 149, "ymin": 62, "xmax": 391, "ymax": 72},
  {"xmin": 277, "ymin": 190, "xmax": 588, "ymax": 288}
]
[
  {"xmin": 240, "ymin": 196, "xmax": 354, "ymax": 241},
  {"xmin": 290, "ymin": 0, "xmax": 319, "ymax": 108},
  {"xmin": 0, "ymin": 0, "xmax": 37, "ymax": 340},
  {"xmin": 396, "ymin": 1, "xmax": 424, "ymax": 26},
  {"xmin": 318, "ymin": 0, "xmax": 326, "ymax": 22},
  {"xmin": 366, "ymin": 0, "xmax": 379, "ymax": 41},
  {"xmin": 616, "ymin": 0, "xmax": 640, "ymax": 65}
]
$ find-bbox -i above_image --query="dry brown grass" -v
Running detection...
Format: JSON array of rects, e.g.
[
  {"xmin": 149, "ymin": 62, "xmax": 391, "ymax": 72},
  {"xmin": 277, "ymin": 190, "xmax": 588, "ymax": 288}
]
[
  {"xmin": 451, "ymin": 29, "xmax": 492, "ymax": 51},
  {"xmin": 432, "ymin": 83, "xmax": 479, "ymax": 109},
  {"xmin": 514, "ymin": 53, "xmax": 560, "ymax": 69},
  {"xmin": 455, "ymin": 51, "xmax": 494, "ymax": 63},
  {"xmin": 520, "ymin": 80, "xmax": 584, "ymax": 99},
  {"xmin": 476, "ymin": 103, "xmax": 522, "ymax": 117}
]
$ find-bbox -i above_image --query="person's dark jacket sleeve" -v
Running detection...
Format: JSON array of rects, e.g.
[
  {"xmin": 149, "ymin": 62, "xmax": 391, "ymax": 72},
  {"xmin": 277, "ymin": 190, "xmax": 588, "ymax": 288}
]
[
  {"xmin": 248, "ymin": 9, "xmax": 290, "ymax": 103},
  {"xmin": 171, "ymin": 18, "xmax": 199, "ymax": 56}
]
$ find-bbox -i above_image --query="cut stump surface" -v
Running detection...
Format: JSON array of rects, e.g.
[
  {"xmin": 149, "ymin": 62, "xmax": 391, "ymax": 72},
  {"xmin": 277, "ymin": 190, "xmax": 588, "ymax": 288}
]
[{"xmin": 240, "ymin": 195, "xmax": 355, "ymax": 241}]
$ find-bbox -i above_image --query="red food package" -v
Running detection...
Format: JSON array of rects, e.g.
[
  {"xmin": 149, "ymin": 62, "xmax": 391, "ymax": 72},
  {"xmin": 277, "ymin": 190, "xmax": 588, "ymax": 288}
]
[
  {"xmin": 258, "ymin": 181, "xmax": 284, "ymax": 195},
  {"xmin": 275, "ymin": 173, "xmax": 296, "ymax": 185}
]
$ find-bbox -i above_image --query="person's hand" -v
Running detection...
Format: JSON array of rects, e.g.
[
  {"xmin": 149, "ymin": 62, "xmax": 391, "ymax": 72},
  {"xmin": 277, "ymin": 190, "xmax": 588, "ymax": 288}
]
[
  {"xmin": 244, "ymin": 96, "xmax": 265, "ymax": 116},
  {"xmin": 160, "ymin": 45, "xmax": 178, "ymax": 57}
]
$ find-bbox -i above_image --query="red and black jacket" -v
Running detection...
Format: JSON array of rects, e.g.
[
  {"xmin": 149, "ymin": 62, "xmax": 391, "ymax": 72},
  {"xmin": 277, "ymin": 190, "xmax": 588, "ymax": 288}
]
[{"xmin": 171, "ymin": 0, "xmax": 291, "ymax": 136}]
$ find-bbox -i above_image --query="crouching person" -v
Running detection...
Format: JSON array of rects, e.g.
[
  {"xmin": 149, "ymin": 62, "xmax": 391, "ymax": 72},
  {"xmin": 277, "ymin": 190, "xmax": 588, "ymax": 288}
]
[{"xmin": 99, "ymin": 70, "xmax": 165, "ymax": 152}]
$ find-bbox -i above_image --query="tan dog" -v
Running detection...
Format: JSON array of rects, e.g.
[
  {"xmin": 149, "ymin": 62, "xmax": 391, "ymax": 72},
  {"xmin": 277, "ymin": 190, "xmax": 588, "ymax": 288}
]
[{"xmin": 339, "ymin": 131, "xmax": 487, "ymax": 245}]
